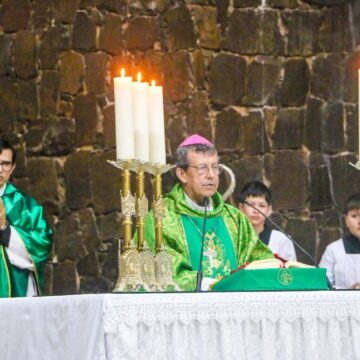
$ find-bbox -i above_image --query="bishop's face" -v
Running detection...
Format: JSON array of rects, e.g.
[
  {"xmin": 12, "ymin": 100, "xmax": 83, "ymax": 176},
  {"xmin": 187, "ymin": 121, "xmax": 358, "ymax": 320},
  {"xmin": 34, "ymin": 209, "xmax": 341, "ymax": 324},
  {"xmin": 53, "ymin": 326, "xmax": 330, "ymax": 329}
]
[{"xmin": 176, "ymin": 150, "xmax": 220, "ymax": 205}]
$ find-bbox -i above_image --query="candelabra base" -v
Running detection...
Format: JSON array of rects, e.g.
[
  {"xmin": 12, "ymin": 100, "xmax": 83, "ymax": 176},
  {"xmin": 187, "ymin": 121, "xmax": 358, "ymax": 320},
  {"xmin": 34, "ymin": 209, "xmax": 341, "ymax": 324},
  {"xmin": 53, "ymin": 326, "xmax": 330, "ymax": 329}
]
[
  {"xmin": 155, "ymin": 247, "xmax": 180, "ymax": 292},
  {"xmin": 113, "ymin": 251, "xmax": 127, "ymax": 292},
  {"xmin": 113, "ymin": 243, "xmax": 150, "ymax": 292},
  {"xmin": 139, "ymin": 249, "xmax": 157, "ymax": 291}
]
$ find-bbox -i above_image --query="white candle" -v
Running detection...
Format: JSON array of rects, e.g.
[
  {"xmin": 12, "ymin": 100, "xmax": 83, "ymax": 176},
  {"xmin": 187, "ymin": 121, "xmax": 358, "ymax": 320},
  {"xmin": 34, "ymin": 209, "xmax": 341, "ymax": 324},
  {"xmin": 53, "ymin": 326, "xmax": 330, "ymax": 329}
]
[
  {"xmin": 358, "ymin": 69, "xmax": 360, "ymax": 159},
  {"xmin": 114, "ymin": 69, "xmax": 134, "ymax": 160},
  {"xmin": 132, "ymin": 72, "xmax": 149, "ymax": 162},
  {"xmin": 148, "ymin": 80, "xmax": 166, "ymax": 165}
]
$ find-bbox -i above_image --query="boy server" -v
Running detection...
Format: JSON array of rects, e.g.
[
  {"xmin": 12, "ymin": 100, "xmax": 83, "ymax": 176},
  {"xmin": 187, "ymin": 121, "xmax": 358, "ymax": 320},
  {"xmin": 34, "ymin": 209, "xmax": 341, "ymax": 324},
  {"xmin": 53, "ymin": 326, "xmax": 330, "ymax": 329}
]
[
  {"xmin": 239, "ymin": 181, "xmax": 296, "ymax": 261},
  {"xmin": 320, "ymin": 193, "xmax": 360, "ymax": 289}
]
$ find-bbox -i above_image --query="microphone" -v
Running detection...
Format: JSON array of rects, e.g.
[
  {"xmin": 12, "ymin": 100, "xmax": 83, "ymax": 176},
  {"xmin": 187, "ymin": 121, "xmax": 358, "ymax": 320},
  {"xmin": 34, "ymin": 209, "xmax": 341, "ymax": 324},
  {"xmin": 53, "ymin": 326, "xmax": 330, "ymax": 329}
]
[
  {"xmin": 238, "ymin": 195, "xmax": 334, "ymax": 290},
  {"xmin": 196, "ymin": 196, "xmax": 209, "ymax": 292}
]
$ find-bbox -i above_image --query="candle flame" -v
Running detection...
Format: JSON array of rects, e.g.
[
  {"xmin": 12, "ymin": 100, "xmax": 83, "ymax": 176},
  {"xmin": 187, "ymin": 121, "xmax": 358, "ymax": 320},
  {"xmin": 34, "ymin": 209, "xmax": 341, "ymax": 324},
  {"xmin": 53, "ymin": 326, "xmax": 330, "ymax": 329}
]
[
  {"xmin": 137, "ymin": 72, "xmax": 142, "ymax": 82},
  {"xmin": 121, "ymin": 68, "xmax": 125, "ymax": 77},
  {"xmin": 151, "ymin": 80, "xmax": 156, "ymax": 86}
]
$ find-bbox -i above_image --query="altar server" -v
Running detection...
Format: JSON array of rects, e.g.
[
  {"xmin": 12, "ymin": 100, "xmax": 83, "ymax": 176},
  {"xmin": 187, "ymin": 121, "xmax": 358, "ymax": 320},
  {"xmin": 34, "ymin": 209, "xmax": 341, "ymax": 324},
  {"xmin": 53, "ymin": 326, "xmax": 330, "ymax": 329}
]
[
  {"xmin": 143, "ymin": 134, "xmax": 273, "ymax": 291},
  {"xmin": 319, "ymin": 193, "xmax": 360, "ymax": 289},
  {"xmin": 239, "ymin": 181, "xmax": 296, "ymax": 261},
  {"xmin": 0, "ymin": 139, "xmax": 52, "ymax": 297}
]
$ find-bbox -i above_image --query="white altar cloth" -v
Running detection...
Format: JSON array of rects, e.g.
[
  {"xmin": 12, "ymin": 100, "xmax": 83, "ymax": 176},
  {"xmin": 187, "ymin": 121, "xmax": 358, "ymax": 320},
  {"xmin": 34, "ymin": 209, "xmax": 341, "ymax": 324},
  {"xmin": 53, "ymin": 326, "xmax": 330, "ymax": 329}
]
[
  {"xmin": 0, "ymin": 294, "xmax": 105, "ymax": 360},
  {"xmin": 0, "ymin": 291, "xmax": 360, "ymax": 360},
  {"xmin": 103, "ymin": 291, "xmax": 360, "ymax": 360}
]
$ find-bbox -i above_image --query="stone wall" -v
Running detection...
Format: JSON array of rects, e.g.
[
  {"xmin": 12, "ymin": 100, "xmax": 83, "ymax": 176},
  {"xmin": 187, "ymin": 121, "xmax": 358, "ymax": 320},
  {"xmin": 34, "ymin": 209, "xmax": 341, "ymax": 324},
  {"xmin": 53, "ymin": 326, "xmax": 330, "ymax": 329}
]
[{"xmin": 0, "ymin": 0, "xmax": 359, "ymax": 294}]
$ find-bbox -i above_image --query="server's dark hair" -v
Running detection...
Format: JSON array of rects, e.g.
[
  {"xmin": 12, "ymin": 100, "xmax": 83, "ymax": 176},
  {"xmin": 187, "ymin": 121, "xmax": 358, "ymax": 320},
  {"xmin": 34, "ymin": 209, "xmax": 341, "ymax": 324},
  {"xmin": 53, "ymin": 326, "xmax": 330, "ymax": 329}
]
[
  {"xmin": 344, "ymin": 193, "xmax": 360, "ymax": 214},
  {"xmin": 240, "ymin": 181, "xmax": 272, "ymax": 205}
]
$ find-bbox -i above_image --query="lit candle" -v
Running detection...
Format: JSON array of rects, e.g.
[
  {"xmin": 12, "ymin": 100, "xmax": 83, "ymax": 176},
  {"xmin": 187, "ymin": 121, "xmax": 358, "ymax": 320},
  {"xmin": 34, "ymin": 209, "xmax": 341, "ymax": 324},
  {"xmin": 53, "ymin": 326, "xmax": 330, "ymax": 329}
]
[
  {"xmin": 132, "ymin": 72, "xmax": 149, "ymax": 162},
  {"xmin": 114, "ymin": 68, "xmax": 134, "ymax": 159},
  {"xmin": 148, "ymin": 80, "xmax": 166, "ymax": 165}
]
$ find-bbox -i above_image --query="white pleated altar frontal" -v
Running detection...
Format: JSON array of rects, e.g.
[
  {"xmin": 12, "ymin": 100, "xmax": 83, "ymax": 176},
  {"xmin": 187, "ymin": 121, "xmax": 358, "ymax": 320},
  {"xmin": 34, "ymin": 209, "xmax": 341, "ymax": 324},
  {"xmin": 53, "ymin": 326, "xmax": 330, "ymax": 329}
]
[{"xmin": 0, "ymin": 291, "xmax": 360, "ymax": 360}]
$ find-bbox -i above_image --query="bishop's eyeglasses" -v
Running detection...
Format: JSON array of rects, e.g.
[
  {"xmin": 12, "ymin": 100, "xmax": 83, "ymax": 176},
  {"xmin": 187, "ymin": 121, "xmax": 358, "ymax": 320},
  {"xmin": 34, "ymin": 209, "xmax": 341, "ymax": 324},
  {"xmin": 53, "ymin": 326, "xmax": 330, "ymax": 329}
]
[{"xmin": 187, "ymin": 163, "xmax": 222, "ymax": 175}]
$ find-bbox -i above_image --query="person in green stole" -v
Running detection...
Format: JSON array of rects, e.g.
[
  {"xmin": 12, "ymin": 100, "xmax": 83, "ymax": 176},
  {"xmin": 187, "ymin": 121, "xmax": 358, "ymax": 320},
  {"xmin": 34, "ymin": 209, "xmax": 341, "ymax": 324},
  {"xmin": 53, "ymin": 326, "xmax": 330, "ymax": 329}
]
[
  {"xmin": 0, "ymin": 139, "xmax": 53, "ymax": 297},
  {"xmin": 144, "ymin": 134, "xmax": 273, "ymax": 291}
]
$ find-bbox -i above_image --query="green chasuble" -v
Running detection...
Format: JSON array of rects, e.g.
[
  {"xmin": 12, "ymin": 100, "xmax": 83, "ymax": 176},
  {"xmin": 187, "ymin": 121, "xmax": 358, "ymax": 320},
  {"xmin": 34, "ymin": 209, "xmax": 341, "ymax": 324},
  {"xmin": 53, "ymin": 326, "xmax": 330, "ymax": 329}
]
[
  {"xmin": 0, "ymin": 183, "xmax": 53, "ymax": 297},
  {"xmin": 143, "ymin": 183, "xmax": 273, "ymax": 291}
]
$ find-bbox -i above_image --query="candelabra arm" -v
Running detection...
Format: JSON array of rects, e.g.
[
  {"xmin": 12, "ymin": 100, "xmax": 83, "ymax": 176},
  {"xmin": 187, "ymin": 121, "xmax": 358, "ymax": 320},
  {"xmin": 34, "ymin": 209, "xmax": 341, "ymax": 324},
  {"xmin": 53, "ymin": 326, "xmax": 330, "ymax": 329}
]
[
  {"xmin": 153, "ymin": 173, "xmax": 164, "ymax": 252},
  {"xmin": 121, "ymin": 167, "xmax": 135, "ymax": 252},
  {"xmin": 154, "ymin": 173, "xmax": 162, "ymax": 200},
  {"xmin": 136, "ymin": 170, "xmax": 148, "ymax": 251}
]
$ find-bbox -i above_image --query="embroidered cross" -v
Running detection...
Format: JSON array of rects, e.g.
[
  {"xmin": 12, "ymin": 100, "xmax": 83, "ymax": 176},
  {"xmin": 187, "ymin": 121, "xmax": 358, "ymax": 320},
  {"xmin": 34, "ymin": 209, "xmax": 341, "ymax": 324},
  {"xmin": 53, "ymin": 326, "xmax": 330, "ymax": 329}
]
[{"xmin": 203, "ymin": 247, "xmax": 218, "ymax": 268}]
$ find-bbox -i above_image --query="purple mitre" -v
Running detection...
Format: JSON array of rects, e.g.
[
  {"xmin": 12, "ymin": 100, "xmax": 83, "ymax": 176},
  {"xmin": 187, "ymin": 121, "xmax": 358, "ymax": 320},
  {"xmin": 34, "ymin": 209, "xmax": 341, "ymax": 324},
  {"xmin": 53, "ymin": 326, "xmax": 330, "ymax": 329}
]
[{"xmin": 178, "ymin": 134, "xmax": 214, "ymax": 148}]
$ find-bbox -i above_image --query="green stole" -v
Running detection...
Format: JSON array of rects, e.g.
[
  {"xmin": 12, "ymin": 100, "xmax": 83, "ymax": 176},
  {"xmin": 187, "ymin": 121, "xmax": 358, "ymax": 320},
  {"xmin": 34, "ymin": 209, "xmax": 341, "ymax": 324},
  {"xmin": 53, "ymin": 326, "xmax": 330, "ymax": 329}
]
[
  {"xmin": 0, "ymin": 247, "xmax": 11, "ymax": 297},
  {"xmin": 181, "ymin": 215, "xmax": 237, "ymax": 279},
  {"xmin": 4, "ymin": 251, "xmax": 29, "ymax": 297},
  {"xmin": 0, "ymin": 246, "xmax": 31, "ymax": 297}
]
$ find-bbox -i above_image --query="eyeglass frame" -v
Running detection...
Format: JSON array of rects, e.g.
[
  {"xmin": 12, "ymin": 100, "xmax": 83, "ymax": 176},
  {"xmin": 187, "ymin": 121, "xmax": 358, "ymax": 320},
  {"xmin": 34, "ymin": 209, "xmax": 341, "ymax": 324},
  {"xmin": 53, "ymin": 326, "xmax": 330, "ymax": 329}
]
[
  {"xmin": 0, "ymin": 161, "xmax": 14, "ymax": 171},
  {"xmin": 184, "ymin": 163, "xmax": 223, "ymax": 175}
]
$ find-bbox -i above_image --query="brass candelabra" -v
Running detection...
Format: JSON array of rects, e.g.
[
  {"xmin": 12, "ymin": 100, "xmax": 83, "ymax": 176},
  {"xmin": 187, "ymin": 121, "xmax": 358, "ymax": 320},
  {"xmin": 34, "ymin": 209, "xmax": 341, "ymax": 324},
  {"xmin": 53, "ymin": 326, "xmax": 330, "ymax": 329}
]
[{"xmin": 108, "ymin": 159, "xmax": 178, "ymax": 292}]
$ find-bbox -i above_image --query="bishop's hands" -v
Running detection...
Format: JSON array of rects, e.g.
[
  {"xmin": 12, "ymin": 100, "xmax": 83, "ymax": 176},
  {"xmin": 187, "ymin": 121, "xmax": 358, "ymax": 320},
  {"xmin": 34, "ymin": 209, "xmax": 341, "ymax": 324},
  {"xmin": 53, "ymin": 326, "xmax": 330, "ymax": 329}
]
[
  {"xmin": 0, "ymin": 198, "xmax": 6, "ymax": 229},
  {"xmin": 0, "ymin": 197, "xmax": 10, "ymax": 247}
]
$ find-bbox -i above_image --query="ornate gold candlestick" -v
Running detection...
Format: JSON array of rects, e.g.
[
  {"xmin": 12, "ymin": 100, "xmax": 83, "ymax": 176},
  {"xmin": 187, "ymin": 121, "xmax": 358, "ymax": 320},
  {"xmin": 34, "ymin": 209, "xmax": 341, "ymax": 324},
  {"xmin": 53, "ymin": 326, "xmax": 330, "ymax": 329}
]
[
  {"xmin": 109, "ymin": 159, "xmax": 141, "ymax": 292},
  {"xmin": 108, "ymin": 159, "xmax": 135, "ymax": 252},
  {"xmin": 147, "ymin": 163, "xmax": 174, "ymax": 252},
  {"xmin": 133, "ymin": 160, "xmax": 154, "ymax": 292},
  {"xmin": 109, "ymin": 159, "xmax": 177, "ymax": 292},
  {"xmin": 147, "ymin": 163, "xmax": 178, "ymax": 291},
  {"xmin": 133, "ymin": 160, "xmax": 148, "ymax": 251}
]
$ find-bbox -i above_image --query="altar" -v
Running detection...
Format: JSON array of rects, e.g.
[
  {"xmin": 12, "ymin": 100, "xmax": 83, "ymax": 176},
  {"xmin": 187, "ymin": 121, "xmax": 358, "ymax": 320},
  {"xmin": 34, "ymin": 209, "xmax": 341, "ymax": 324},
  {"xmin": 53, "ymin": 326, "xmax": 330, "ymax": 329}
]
[{"xmin": 0, "ymin": 291, "xmax": 360, "ymax": 360}]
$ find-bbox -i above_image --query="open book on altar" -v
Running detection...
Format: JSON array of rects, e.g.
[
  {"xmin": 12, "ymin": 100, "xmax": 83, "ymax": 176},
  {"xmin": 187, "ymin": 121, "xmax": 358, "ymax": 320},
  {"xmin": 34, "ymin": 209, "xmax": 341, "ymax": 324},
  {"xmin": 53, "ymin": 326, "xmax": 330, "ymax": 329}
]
[
  {"xmin": 240, "ymin": 258, "xmax": 315, "ymax": 270},
  {"xmin": 211, "ymin": 258, "xmax": 329, "ymax": 292}
]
